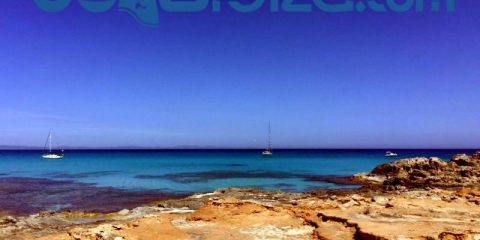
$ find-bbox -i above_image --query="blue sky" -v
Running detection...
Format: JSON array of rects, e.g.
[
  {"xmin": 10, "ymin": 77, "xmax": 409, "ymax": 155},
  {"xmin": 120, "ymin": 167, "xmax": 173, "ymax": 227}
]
[{"xmin": 0, "ymin": 1, "xmax": 479, "ymax": 148}]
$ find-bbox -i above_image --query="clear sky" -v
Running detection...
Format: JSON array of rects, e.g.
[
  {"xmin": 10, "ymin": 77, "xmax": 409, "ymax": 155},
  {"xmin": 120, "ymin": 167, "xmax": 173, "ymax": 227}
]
[{"xmin": 0, "ymin": 1, "xmax": 479, "ymax": 149}]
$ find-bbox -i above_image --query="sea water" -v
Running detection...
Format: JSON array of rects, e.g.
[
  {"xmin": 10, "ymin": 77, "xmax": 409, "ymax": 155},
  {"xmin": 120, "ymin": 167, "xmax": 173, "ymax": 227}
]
[{"xmin": 0, "ymin": 149, "xmax": 472, "ymax": 193}]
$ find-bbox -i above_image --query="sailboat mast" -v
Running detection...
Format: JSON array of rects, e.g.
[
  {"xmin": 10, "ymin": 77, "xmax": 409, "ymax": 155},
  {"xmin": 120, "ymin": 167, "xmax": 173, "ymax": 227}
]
[
  {"xmin": 268, "ymin": 122, "xmax": 271, "ymax": 150},
  {"xmin": 49, "ymin": 131, "xmax": 52, "ymax": 153}
]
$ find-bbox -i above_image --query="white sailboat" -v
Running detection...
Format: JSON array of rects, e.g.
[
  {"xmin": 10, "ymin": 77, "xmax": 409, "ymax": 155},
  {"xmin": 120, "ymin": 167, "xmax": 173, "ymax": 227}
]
[
  {"xmin": 42, "ymin": 130, "xmax": 64, "ymax": 159},
  {"xmin": 385, "ymin": 151, "xmax": 398, "ymax": 157},
  {"xmin": 262, "ymin": 123, "xmax": 273, "ymax": 157}
]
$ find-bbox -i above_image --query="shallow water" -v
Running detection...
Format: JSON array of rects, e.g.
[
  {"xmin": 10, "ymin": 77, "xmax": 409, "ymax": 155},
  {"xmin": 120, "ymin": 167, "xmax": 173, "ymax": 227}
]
[{"xmin": 0, "ymin": 149, "xmax": 471, "ymax": 192}]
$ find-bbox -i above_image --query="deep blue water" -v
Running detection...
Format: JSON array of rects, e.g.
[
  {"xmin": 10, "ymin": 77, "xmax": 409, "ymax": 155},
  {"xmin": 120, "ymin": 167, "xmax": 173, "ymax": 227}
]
[{"xmin": 0, "ymin": 149, "xmax": 474, "ymax": 193}]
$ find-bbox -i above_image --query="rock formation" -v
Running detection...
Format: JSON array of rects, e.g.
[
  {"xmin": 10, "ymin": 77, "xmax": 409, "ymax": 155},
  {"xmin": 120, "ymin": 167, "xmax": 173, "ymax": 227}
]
[
  {"xmin": 1, "ymin": 187, "xmax": 480, "ymax": 240},
  {"xmin": 355, "ymin": 152, "xmax": 480, "ymax": 188}
]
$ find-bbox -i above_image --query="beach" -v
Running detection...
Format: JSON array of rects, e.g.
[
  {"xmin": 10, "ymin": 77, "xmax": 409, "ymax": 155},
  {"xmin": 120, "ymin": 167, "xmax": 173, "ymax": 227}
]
[{"xmin": 1, "ymin": 151, "xmax": 480, "ymax": 239}]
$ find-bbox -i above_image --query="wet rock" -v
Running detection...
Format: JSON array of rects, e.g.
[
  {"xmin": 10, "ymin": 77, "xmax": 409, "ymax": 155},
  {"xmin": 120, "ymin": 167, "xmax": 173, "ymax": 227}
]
[{"xmin": 0, "ymin": 177, "xmax": 188, "ymax": 216}]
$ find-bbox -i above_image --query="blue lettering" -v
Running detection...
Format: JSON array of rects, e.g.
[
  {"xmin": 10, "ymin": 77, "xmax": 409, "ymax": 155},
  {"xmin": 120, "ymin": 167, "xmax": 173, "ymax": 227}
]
[
  {"xmin": 312, "ymin": 0, "xmax": 354, "ymax": 12},
  {"xmin": 34, "ymin": 0, "xmax": 71, "ymax": 12},
  {"xmin": 79, "ymin": 0, "xmax": 117, "ymax": 12}
]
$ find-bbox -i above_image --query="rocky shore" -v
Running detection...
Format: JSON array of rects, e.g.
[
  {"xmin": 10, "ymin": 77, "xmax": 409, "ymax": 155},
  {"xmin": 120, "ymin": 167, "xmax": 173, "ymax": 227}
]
[
  {"xmin": 2, "ymin": 152, "xmax": 480, "ymax": 240},
  {"xmin": 354, "ymin": 151, "xmax": 480, "ymax": 188}
]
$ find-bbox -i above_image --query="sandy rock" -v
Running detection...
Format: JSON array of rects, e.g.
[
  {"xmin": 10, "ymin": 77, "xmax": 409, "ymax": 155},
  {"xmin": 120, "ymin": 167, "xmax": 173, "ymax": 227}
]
[
  {"xmin": 439, "ymin": 231, "xmax": 480, "ymax": 240},
  {"xmin": 372, "ymin": 157, "xmax": 447, "ymax": 176},
  {"xmin": 472, "ymin": 151, "xmax": 480, "ymax": 160},
  {"xmin": 342, "ymin": 199, "xmax": 359, "ymax": 208},
  {"xmin": 350, "ymin": 194, "xmax": 365, "ymax": 202},
  {"xmin": 352, "ymin": 173, "xmax": 386, "ymax": 185},
  {"xmin": 372, "ymin": 196, "xmax": 389, "ymax": 206},
  {"xmin": 117, "ymin": 209, "xmax": 130, "ymax": 216},
  {"xmin": 1, "ymin": 216, "xmax": 17, "ymax": 225},
  {"xmin": 451, "ymin": 154, "xmax": 474, "ymax": 166},
  {"xmin": 5, "ymin": 187, "xmax": 480, "ymax": 240}
]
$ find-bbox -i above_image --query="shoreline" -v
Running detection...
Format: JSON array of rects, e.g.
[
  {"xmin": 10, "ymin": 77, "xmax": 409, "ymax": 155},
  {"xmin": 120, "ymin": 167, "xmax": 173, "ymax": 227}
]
[
  {"xmin": 0, "ymin": 174, "xmax": 358, "ymax": 217},
  {"xmin": 0, "ymin": 177, "xmax": 191, "ymax": 216},
  {"xmin": 1, "ymin": 152, "xmax": 480, "ymax": 239},
  {"xmin": 2, "ymin": 186, "xmax": 480, "ymax": 240}
]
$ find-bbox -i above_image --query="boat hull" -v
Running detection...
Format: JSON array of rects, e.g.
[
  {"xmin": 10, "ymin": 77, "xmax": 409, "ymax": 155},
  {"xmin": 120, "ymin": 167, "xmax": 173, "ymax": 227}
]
[
  {"xmin": 262, "ymin": 151, "xmax": 273, "ymax": 157},
  {"xmin": 385, "ymin": 154, "xmax": 398, "ymax": 157},
  {"xmin": 42, "ymin": 154, "xmax": 64, "ymax": 159}
]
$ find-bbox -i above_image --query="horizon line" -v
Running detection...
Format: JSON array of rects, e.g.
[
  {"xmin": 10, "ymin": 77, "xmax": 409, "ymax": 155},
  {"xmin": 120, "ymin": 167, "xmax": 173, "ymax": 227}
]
[{"xmin": 0, "ymin": 146, "xmax": 478, "ymax": 151}]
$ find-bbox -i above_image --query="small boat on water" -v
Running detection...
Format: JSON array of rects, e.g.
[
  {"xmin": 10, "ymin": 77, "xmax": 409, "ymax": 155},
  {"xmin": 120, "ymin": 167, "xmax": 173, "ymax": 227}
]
[
  {"xmin": 385, "ymin": 151, "xmax": 398, "ymax": 157},
  {"xmin": 42, "ymin": 130, "xmax": 64, "ymax": 159},
  {"xmin": 262, "ymin": 149, "xmax": 272, "ymax": 157},
  {"xmin": 262, "ymin": 123, "xmax": 273, "ymax": 157}
]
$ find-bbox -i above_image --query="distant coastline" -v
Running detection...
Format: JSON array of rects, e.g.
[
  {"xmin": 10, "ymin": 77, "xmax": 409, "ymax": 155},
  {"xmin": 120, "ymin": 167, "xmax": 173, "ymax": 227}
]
[
  {"xmin": 0, "ymin": 146, "xmax": 478, "ymax": 151},
  {"xmin": 1, "ymin": 152, "xmax": 480, "ymax": 239}
]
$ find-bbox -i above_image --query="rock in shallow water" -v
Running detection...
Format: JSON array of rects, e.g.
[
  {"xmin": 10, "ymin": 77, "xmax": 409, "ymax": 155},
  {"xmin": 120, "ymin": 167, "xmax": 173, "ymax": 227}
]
[{"xmin": 0, "ymin": 177, "xmax": 188, "ymax": 215}]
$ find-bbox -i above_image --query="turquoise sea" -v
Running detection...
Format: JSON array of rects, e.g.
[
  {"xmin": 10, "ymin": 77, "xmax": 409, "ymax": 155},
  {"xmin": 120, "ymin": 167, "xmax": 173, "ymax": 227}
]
[{"xmin": 0, "ymin": 149, "xmax": 474, "ymax": 214}]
